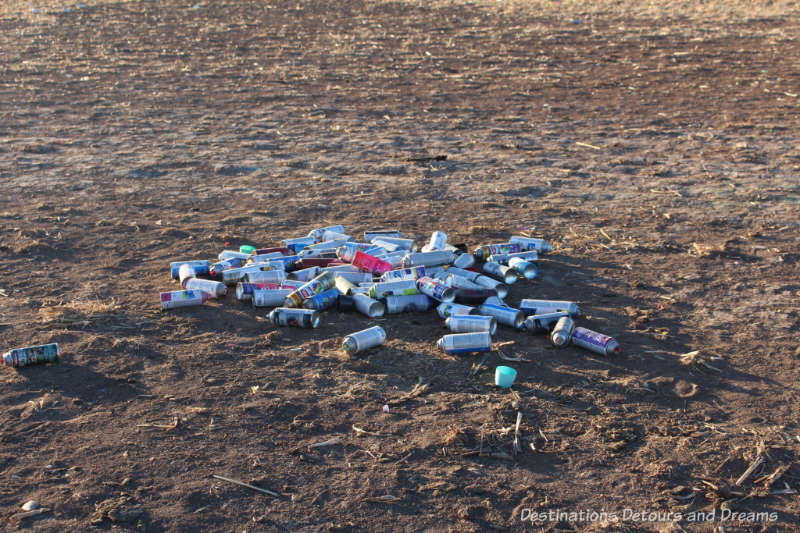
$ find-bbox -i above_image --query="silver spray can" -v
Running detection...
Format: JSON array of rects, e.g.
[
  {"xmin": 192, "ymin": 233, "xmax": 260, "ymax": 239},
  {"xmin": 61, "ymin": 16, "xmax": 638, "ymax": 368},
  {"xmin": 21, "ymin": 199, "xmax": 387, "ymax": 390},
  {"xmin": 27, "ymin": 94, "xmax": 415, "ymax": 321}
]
[
  {"xmin": 342, "ymin": 326, "xmax": 386, "ymax": 355},
  {"xmin": 331, "ymin": 271, "xmax": 374, "ymax": 284},
  {"xmin": 268, "ymin": 307, "xmax": 320, "ymax": 328},
  {"xmin": 473, "ymin": 275, "xmax": 509, "ymax": 299},
  {"xmin": 572, "ymin": 327, "xmax": 622, "ymax": 356},
  {"xmin": 481, "ymin": 261, "xmax": 519, "ymax": 285},
  {"xmin": 550, "ymin": 316, "xmax": 575, "ymax": 348},
  {"xmin": 369, "ymin": 279, "xmax": 418, "ymax": 299},
  {"xmin": 519, "ymin": 299, "xmax": 581, "ymax": 318},
  {"xmin": 252, "ymin": 288, "xmax": 293, "ymax": 308},
  {"xmin": 308, "ymin": 224, "xmax": 347, "ymax": 242},
  {"xmin": 243, "ymin": 269, "xmax": 287, "ymax": 284},
  {"xmin": 510, "ymin": 235, "xmax": 552, "ymax": 254},
  {"xmin": 522, "ymin": 311, "xmax": 569, "ymax": 333},
  {"xmin": 380, "ymin": 266, "xmax": 426, "ymax": 282},
  {"xmin": 352, "ymin": 293, "xmax": 386, "ymax": 318},
  {"xmin": 402, "ymin": 251, "xmax": 455, "ymax": 268},
  {"xmin": 437, "ymin": 332, "xmax": 492, "ymax": 354},
  {"xmin": 444, "ymin": 274, "xmax": 483, "ymax": 290},
  {"xmin": 178, "ymin": 263, "xmax": 196, "ymax": 284},
  {"xmin": 478, "ymin": 303, "xmax": 525, "ymax": 329},
  {"xmin": 335, "ymin": 275, "xmax": 358, "ymax": 295},
  {"xmin": 383, "ymin": 294, "xmax": 433, "ymax": 313},
  {"xmin": 2, "ymin": 343, "xmax": 60, "ymax": 367},
  {"xmin": 369, "ymin": 236, "xmax": 413, "ymax": 250},
  {"xmin": 161, "ymin": 290, "xmax": 209, "ymax": 310},
  {"xmin": 183, "ymin": 277, "xmax": 227, "ymax": 298},
  {"xmin": 416, "ymin": 276, "xmax": 456, "ymax": 303},
  {"xmin": 453, "ymin": 252, "xmax": 475, "ymax": 269},
  {"xmin": 507, "ymin": 257, "xmax": 538, "ymax": 280},
  {"xmin": 445, "ymin": 315, "xmax": 497, "ymax": 335},
  {"xmin": 219, "ymin": 250, "xmax": 251, "ymax": 261},
  {"xmin": 442, "ymin": 267, "xmax": 480, "ymax": 281},
  {"xmin": 436, "ymin": 302, "xmax": 475, "ymax": 318}
]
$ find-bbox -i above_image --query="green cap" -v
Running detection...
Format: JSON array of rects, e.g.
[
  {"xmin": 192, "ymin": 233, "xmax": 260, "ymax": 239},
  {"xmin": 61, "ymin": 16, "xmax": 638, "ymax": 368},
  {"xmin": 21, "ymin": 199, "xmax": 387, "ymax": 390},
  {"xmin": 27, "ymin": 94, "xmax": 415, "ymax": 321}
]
[{"xmin": 239, "ymin": 245, "xmax": 256, "ymax": 254}]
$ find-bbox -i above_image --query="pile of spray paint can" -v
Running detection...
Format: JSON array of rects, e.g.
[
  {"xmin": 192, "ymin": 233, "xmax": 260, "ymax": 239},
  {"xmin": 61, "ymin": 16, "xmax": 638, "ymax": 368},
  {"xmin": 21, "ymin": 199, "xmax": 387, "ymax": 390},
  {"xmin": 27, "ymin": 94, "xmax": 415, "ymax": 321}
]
[{"xmin": 161, "ymin": 225, "xmax": 621, "ymax": 359}]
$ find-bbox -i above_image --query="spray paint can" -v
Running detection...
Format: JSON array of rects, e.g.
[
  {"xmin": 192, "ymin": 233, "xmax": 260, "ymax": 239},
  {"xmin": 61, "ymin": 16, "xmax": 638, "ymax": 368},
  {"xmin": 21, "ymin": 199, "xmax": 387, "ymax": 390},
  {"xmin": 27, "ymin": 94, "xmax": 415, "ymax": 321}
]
[
  {"xmin": 519, "ymin": 299, "xmax": 581, "ymax": 318},
  {"xmin": 455, "ymin": 288, "xmax": 499, "ymax": 305},
  {"xmin": 473, "ymin": 275, "xmax": 509, "ymax": 299},
  {"xmin": 248, "ymin": 252, "xmax": 286, "ymax": 264},
  {"xmin": 222, "ymin": 265, "xmax": 268, "ymax": 285},
  {"xmin": 283, "ymin": 236, "xmax": 316, "ymax": 253},
  {"xmin": 550, "ymin": 316, "xmax": 575, "ymax": 348},
  {"xmin": 292, "ymin": 266, "xmax": 321, "ymax": 282},
  {"xmin": 369, "ymin": 236, "xmax": 413, "ymax": 250},
  {"xmin": 178, "ymin": 263, "xmax": 196, "ymax": 284},
  {"xmin": 416, "ymin": 276, "xmax": 455, "ymax": 303},
  {"xmin": 445, "ymin": 315, "xmax": 497, "ymax": 335},
  {"xmin": 161, "ymin": 290, "xmax": 209, "ymax": 310},
  {"xmin": 2, "ymin": 343, "xmax": 60, "ymax": 367},
  {"xmin": 507, "ymin": 257, "xmax": 538, "ymax": 280},
  {"xmin": 370, "ymin": 239, "xmax": 400, "ymax": 252},
  {"xmin": 437, "ymin": 332, "xmax": 492, "ymax": 354},
  {"xmin": 321, "ymin": 229, "xmax": 351, "ymax": 242},
  {"xmin": 342, "ymin": 326, "xmax": 386, "ymax": 355},
  {"xmin": 478, "ymin": 303, "xmax": 525, "ymax": 329},
  {"xmin": 243, "ymin": 269, "xmax": 287, "ymax": 284},
  {"xmin": 302, "ymin": 239, "xmax": 349, "ymax": 256},
  {"xmin": 255, "ymin": 247, "xmax": 290, "ymax": 256},
  {"xmin": 473, "ymin": 243, "xmax": 521, "ymax": 260},
  {"xmin": 453, "ymin": 252, "xmax": 475, "ymax": 269},
  {"xmin": 352, "ymin": 250, "xmax": 392, "ymax": 275},
  {"xmin": 443, "ymin": 267, "xmax": 480, "ymax": 282},
  {"xmin": 289, "ymin": 257, "xmax": 338, "ymax": 270},
  {"xmin": 369, "ymin": 279, "xmax": 417, "ymax": 299},
  {"xmin": 380, "ymin": 267, "xmax": 426, "ymax": 282},
  {"xmin": 308, "ymin": 224, "xmax": 347, "ymax": 242},
  {"xmin": 572, "ymin": 327, "xmax": 622, "ymax": 356},
  {"xmin": 436, "ymin": 302, "xmax": 475, "ymax": 318},
  {"xmin": 269, "ymin": 307, "xmax": 320, "ymax": 328},
  {"xmin": 522, "ymin": 311, "xmax": 569, "ymax": 333},
  {"xmin": 352, "ymin": 293, "xmax": 385, "ymax": 318},
  {"xmin": 336, "ymin": 243, "xmax": 382, "ymax": 263},
  {"xmin": 481, "ymin": 262, "xmax": 519, "ymax": 285},
  {"xmin": 379, "ymin": 250, "xmax": 408, "ymax": 267},
  {"xmin": 280, "ymin": 280, "xmax": 302, "ymax": 289},
  {"xmin": 335, "ymin": 275, "xmax": 358, "ymax": 295},
  {"xmin": 383, "ymin": 294, "xmax": 433, "ymax": 313},
  {"xmin": 510, "ymin": 236, "xmax": 552, "ymax": 254},
  {"xmin": 284, "ymin": 271, "xmax": 335, "ymax": 308},
  {"xmin": 402, "ymin": 251, "xmax": 455, "ymax": 268},
  {"xmin": 170, "ymin": 260, "xmax": 211, "ymax": 280},
  {"xmin": 210, "ymin": 257, "xmax": 246, "ymax": 277},
  {"xmin": 444, "ymin": 274, "xmax": 483, "ymax": 290},
  {"xmin": 252, "ymin": 288, "xmax": 294, "ymax": 308},
  {"xmin": 427, "ymin": 231, "xmax": 447, "ymax": 251},
  {"xmin": 236, "ymin": 282, "xmax": 270, "ymax": 301},
  {"xmin": 183, "ymin": 278, "xmax": 227, "ymax": 298},
  {"xmin": 364, "ymin": 230, "xmax": 404, "ymax": 242},
  {"xmin": 302, "ymin": 288, "xmax": 340, "ymax": 311},
  {"xmin": 219, "ymin": 250, "xmax": 251, "ymax": 261}
]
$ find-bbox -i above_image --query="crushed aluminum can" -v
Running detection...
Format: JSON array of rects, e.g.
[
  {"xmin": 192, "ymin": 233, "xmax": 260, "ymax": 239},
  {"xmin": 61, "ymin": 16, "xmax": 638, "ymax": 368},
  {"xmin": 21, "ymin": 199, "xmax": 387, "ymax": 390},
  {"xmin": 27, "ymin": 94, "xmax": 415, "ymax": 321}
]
[
  {"xmin": 2, "ymin": 343, "xmax": 60, "ymax": 367},
  {"xmin": 445, "ymin": 315, "xmax": 497, "ymax": 335},
  {"xmin": 473, "ymin": 243, "xmax": 521, "ymax": 260},
  {"xmin": 352, "ymin": 250, "xmax": 392, "ymax": 275},
  {"xmin": 380, "ymin": 266, "xmax": 426, "ymax": 282},
  {"xmin": 161, "ymin": 290, "xmax": 209, "ymax": 310},
  {"xmin": 269, "ymin": 307, "xmax": 320, "ymax": 328},
  {"xmin": 519, "ymin": 299, "xmax": 581, "ymax": 318},
  {"xmin": 550, "ymin": 316, "xmax": 575, "ymax": 348},
  {"xmin": 252, "ymin": 288, "xmax": 293, "ymax": 308},
  {"xmin": 436, "ymin": 302, "xmax": 475, "ymax": 318},
  {"xmin": 170, "ymin": 260, "xmax": 211, "ymax": 280},
  {"xmin": 369, "ymin": 279, "xmax": 417, "ymax": 299},
  {"xmin": 481, "ymin": 261, "xmax": 519, "ymax": 285},
  {"xmin": 510, "ymin": 236, "xmax": 552, "ymax": 254},
  {"xmin": 478, "ymin": 303, "xmax": 524, "ymax": 329},
  {"xmin": 521, "ymin": 311, "xmax": 569, "ymax": 333},
  {"xmin": 342, "ymin": 326, "xmax": 386, "ymax": 355},
  {"xmin": 416, "ymin": 276, "xmax": 455, "ymax": 303},
  {"xmin": 284, "ymin": 271, "xmax": 335, "ymax": 308},
  {"xmin": 302, "ymin": 288, "xmax": 340, "ymax": 311},
  {"xmin": 437, "ymin": 332, "xmax": 491, "ymax": 354},
  {"xmin": 352, "ymin": 293, "xmax": 385, "ymax": 317},
  {"xmin": 572, "ymin": 327, "xmax": 622, "ymax": 356},
  {"xmin": 402, "ymin": 251, "xmax": 455, "ymax": 268},
  {"xmin": 183, "ymin": 278, "xmax": 227, "ymax": 298},
  {"xmin": 383, "ymin": 294, "xmax": 432, "ymax": 313}
]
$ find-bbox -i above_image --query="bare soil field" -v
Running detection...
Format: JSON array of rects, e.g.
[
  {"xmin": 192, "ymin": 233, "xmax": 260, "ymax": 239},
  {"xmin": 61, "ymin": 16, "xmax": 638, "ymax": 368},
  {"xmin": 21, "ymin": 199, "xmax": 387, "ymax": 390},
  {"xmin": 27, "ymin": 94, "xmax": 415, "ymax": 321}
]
[{"xmin": 1, "ymin": 0, "xmax": 799, "ymax": 531}]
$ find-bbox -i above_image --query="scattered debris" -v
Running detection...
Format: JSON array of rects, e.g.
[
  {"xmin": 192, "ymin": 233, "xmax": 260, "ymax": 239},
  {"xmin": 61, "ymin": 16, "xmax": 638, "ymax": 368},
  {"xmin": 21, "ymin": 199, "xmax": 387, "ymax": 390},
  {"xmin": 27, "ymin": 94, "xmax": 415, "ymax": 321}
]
[{"xmin": 212, "ymin": 474, "xmax": 279, "ymax": 497}]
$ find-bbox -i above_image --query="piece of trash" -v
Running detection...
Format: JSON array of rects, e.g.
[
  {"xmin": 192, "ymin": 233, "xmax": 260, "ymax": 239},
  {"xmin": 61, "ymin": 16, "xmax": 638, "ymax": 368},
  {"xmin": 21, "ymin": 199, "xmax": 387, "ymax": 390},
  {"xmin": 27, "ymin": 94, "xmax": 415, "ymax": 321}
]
[
  {"xmin": 309, "ymin": 437, "xmax": 342, "ymax": 449},
  {"xmin": 21, "ymin": 500, "xmax": 39, "ymax": 512},
  {"xmin": 437, "ymin": 332, "xmax": 492, "ymax": 354},
  {"xmin": 161, "ymin": 290, "xmax": 210, "ymax": 310},
  {"xmin": 446, "ymin": 315, "xmax": 497, "ymax": 334},
  {"xmin": 2, "ymin": 343, "xmax": 60, "ymax": 367},
  {"xmin": 342, "ymin": 326, "xmax": 386, "ymax": 355},
  {"xmin": 571, "ymin": 327, "xmax": 622, "ymax": 356},
  {"xmin": 550, "ymin": 316, "xmax": 576, "ymax": 348},
  {"xmin": 268, "ymin": 308, "xmax": 320, "ymax": 328},
  {"xmin": 382, "ymin": 405, "xmax": 390, "ymax": 413},
  {"xmin": 495, "ymin": 366, "xmax": 518, "ymax": 388}
]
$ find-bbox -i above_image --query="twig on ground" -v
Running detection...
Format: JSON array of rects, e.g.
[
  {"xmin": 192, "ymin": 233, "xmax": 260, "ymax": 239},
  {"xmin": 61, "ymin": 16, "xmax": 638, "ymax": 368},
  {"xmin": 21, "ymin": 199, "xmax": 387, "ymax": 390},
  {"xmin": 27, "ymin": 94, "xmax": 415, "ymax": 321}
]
[{"xmin": 212, "ymin": 475, "xmax": 279, "ymax": 497}]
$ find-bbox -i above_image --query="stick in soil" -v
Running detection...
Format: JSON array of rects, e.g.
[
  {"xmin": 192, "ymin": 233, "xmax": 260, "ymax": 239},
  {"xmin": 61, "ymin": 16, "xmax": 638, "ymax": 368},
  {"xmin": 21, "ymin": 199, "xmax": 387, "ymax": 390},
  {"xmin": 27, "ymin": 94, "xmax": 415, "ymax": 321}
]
[{"xmin": 212, "ymin": 475, "xmax": 280, "ymax": 497}]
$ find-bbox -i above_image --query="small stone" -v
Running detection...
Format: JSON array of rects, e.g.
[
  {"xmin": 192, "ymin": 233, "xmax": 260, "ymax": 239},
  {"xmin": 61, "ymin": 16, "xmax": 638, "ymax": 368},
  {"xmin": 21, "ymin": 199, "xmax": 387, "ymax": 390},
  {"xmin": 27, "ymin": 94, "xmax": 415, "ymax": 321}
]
[{"xmin": 21, "ymin": 500, "xmax": 39, "ymax": 511}]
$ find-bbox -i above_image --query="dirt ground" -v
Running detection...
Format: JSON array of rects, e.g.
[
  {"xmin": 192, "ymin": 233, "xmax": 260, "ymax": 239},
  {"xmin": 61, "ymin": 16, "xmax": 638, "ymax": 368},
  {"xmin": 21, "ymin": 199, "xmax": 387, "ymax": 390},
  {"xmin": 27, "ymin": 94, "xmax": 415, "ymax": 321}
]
[{"xmin": 1, "ymin": 0, "xmax": 799, "ymax": 531}]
